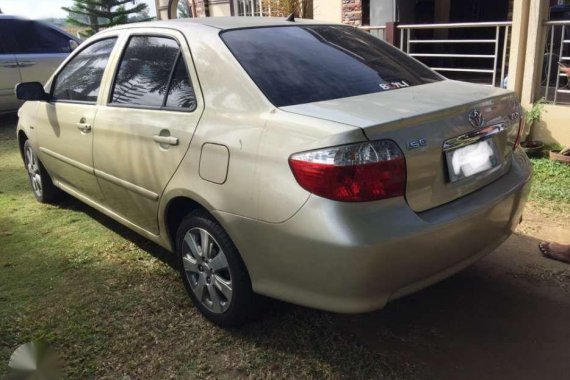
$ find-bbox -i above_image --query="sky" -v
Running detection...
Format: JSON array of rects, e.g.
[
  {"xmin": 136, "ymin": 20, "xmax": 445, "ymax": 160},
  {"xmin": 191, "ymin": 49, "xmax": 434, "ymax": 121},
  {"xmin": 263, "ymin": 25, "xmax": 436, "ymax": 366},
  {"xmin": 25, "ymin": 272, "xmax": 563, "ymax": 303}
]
[{"xmin": 0, "ymin": 0, "xmax": 157, "ymax": 20}]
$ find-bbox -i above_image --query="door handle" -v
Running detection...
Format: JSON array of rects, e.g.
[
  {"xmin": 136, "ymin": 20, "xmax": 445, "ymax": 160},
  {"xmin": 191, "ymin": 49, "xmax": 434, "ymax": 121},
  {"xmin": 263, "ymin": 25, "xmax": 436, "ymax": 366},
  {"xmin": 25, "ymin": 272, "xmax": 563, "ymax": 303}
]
[
  {"xmin": 152, "ymin": 135, "xmax": 179, "ymax": 146},
  {"xmin": 18, "ymin": 61, "xmax": 36, "ymax": 67},
  {"xmin": 0, "ymin": 62, "xmax": 19, "ymax": 68},
  {"xmin": 77, "ymin": 123, "xmax": 92, "ymax": 133}
]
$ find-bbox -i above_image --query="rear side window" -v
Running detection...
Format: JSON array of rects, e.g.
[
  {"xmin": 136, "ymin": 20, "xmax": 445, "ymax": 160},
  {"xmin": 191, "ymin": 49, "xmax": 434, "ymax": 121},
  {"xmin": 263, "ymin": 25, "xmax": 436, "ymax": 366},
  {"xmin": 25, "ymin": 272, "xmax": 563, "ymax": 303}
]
[
  {"xmin": 164, "ymin": 56, "xmax": 197, "ymax": 109},
  {"xmin": 52, "ymin": 38, "xmax": 117, "ymax": 103},
  {"xmin": 110, "ymin": 35, "xmax": 196, "ymax": 111},
  {"xmin": 221, "ymin": 25, "xmax": 443, "ymax": 107},
  {"xmin": 0, "ymin": 19, "xmax": 72, "ymax": 54}
]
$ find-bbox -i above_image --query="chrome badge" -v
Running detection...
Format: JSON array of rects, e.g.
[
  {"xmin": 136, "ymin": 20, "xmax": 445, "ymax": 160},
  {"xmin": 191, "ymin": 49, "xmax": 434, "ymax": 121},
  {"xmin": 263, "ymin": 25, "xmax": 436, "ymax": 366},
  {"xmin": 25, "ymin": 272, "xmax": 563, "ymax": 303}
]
[
  {"xmin": 407, "ymin": 138, "xmax": 428, "ymax": 150},
  {"xmin": 468, "ymin": 109, "xmax": 484, "ymax": 128}
]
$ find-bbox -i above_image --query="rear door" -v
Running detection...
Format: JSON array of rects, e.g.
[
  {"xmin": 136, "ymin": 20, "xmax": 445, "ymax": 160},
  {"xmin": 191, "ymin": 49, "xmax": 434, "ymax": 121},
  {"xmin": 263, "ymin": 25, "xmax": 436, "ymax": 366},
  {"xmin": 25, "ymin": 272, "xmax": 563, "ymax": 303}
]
[
  {"xmin": 0, "ymin": 21, "xmax": 22, "ymax": 113},
  {"xmin": 36, "ymin": 37, "xmax": 119, "ymax": 202},
  {"xmin": 7, "ymin": 19, "xmax": 75, "ymax": 84},
  {"xmin": 93, "ymin": 30, "xmax": 204, "ymax": 234}
]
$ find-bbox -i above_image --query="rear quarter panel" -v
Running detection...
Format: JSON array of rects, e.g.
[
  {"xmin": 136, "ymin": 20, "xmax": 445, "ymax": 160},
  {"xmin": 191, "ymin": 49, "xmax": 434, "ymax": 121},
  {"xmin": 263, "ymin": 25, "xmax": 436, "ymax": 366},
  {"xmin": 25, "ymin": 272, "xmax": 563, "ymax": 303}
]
[{"xmin": 159, "ymin": 26, "xmax": 366, "ymax": 245}]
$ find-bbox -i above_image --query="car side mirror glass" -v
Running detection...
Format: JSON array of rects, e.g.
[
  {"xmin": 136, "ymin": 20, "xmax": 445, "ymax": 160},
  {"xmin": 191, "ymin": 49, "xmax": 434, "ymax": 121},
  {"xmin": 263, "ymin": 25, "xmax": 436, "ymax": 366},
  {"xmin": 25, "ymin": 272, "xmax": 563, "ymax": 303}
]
[
  {"xmin": 69, "ymin": 39, "xmax": 79, "ymax": 51},
  {"xmin": 15, "ymin": 82, "xmax": 49, "ymax": 101}
]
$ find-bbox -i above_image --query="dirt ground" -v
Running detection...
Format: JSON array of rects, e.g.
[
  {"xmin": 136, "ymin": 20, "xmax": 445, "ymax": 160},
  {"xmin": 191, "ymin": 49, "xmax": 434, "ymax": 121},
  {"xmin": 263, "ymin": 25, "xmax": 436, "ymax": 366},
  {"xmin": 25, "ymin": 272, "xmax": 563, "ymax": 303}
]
[{"xmin": 333, "ymin": 208, "xmax": 570, "ymax": 380}]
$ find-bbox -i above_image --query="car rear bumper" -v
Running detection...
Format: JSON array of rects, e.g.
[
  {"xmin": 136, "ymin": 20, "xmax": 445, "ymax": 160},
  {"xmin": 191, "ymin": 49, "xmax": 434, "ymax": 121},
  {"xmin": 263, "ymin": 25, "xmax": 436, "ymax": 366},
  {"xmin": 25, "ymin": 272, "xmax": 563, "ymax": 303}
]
[{"xmin": 214, "ymin": 148, "xmax": 532, "ymax": 313}]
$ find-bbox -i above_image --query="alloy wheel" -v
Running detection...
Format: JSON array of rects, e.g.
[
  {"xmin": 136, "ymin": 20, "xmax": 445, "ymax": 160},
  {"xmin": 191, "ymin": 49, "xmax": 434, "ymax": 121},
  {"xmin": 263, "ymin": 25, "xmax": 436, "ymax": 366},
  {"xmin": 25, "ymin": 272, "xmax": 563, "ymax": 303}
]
[
  {"xmin": 24, "ymin": 145, "xmax": 42, "ymax": 198},
  {"xmin": 181, "ymin": 228, "xmax": 233, "ymax": 314}
]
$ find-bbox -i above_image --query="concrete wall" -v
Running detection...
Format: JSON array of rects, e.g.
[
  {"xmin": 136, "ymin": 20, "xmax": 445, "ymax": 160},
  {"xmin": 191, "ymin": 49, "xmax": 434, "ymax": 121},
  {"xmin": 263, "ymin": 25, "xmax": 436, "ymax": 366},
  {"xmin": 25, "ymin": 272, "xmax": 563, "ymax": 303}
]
[
  {"xmin": 535, "ymin": 105, "xmax": 570, "ymax": 146},
  {"xmin": 155, "ymin": 0, "xmax": 170, "ymax": 20},
  {"xmin": 313, "ymin": 0, "xmax": 342, "ymax": 23},
  {"xmin": 209, "ymin": 2, "xmax": 232, "ymax": 16},
  {"xmin": 512, "ymin": 0, "xmax": 569, "ymax": 146}
]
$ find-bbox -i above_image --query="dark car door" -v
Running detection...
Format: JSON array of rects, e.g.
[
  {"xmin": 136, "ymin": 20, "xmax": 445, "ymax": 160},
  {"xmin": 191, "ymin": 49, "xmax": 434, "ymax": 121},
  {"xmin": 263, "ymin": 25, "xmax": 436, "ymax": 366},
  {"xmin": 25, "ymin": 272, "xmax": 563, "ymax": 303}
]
[
  {"xmin": 0, "ymin": 20, "xmax": 22, "ymax": 113},
  {"xmin": 0, "ymin": 18, "xmax": 76, "ymax": 84}
]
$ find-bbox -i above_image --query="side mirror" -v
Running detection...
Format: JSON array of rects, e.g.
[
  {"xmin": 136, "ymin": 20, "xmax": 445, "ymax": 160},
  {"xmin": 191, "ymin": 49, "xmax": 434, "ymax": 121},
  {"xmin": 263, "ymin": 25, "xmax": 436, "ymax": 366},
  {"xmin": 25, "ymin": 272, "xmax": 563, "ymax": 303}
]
[
  {"xmin": 15, "ymin": 82, "xmax": 49, "ymax": 101},
  {"xmin": 69, "ymin": 39, "xmax": 79, "ymax": 51}
]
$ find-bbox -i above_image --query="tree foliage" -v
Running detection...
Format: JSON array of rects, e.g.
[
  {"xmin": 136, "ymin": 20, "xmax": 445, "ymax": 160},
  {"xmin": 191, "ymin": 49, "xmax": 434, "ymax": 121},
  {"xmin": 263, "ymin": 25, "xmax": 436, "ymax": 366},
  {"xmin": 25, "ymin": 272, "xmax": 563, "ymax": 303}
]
[{"xmin": 63, "ymin": 0, "xmax": 153, "ymax": 38}]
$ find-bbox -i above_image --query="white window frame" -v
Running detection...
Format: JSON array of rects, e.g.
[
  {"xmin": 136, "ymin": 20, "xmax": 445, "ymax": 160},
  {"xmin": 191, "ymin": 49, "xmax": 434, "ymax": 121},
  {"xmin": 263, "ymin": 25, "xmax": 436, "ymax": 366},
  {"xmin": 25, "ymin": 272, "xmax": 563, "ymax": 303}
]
[{"xmin": 233, "ymin": 0, "xmax": 267, "ymax": 16}]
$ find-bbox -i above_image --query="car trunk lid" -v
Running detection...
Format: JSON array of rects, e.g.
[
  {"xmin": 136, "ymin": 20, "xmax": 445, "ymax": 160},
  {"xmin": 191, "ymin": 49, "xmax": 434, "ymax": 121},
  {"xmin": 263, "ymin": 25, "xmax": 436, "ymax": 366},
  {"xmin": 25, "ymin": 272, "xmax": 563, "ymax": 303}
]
[{"xmin": 280, "ymin": 80, "xmax": 522, "ymax": 212}]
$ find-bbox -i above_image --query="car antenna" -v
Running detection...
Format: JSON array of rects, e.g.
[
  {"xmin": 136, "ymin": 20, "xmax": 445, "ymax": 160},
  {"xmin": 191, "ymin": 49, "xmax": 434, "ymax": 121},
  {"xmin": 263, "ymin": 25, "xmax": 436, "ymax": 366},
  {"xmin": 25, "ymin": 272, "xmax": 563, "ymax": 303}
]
[{"xmin": 286, "ymin": 12, "xmax": 295, "ymax": 22}]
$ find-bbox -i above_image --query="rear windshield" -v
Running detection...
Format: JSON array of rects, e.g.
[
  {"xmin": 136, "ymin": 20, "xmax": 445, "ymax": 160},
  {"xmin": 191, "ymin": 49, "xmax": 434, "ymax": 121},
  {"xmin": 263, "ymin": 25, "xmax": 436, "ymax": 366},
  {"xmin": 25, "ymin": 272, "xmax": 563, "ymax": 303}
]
[{"xmin": 221, "ymin": 25, "xmax": 442, "ymax": 107}]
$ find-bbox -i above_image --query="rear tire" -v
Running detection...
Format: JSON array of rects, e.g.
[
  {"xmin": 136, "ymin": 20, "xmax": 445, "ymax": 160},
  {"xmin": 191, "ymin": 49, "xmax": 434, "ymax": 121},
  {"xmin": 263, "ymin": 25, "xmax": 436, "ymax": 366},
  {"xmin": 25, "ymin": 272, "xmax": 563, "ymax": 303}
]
[
  {"xmin": 176, "ymin": 210, "xmax": 258, "ymax": 327},
  {"xmin": 23, "ymin": 140, "xmax": 64, "ymax": 203}
]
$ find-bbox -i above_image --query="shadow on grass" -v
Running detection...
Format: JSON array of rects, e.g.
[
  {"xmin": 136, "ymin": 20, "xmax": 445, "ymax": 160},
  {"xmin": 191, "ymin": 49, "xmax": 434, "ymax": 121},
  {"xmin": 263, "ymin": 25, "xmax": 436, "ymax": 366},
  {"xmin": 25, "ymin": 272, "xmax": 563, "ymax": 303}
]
[
  {"xmin": 0, "ymin": 114, "xmax": 18, "ymax": 136},
  {"xmin": 55, "ymin": 196, "xmax": 176, "ymax": 270}
]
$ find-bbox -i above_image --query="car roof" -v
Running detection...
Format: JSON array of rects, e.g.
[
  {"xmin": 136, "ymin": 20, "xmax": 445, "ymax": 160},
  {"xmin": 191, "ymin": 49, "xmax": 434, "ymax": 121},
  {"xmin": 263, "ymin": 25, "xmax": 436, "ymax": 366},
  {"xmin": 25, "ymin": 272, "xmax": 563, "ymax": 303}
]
[
  {"xmin": 110, "ymin": 16, "xmax": 335, "ymax": 31},
  {"xmin": 0, "ymin": 15, "xmax": 80, "ymax": 41}
]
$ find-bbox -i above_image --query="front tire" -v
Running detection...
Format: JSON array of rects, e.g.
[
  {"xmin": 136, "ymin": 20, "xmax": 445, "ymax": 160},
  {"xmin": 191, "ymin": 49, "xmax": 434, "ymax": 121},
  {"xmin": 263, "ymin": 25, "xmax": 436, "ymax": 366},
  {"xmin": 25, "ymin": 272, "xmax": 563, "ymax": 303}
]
[
  {"xmin": 23, "ymin": 140, "xmax": 63, "ymax": 203},
  {"xmin": 176, "ymin": 210, "xmax": 258, "ymax": 327}
]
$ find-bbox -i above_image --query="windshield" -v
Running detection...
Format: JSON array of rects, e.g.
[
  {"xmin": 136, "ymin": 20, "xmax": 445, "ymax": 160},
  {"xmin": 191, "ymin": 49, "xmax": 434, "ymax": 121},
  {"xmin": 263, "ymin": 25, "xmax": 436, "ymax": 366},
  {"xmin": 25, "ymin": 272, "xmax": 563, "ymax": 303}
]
[{"xmin": 221, "ymin": 25, "xmax": 443, "ymax": 107}]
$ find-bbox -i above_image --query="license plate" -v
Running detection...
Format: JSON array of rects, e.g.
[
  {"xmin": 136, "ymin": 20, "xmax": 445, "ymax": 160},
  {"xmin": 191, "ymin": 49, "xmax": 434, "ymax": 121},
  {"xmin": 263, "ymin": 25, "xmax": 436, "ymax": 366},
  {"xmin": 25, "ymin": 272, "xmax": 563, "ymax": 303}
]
[{"xmin": 445, "ymin": 139, "xmax": 499, "ymax": 182}]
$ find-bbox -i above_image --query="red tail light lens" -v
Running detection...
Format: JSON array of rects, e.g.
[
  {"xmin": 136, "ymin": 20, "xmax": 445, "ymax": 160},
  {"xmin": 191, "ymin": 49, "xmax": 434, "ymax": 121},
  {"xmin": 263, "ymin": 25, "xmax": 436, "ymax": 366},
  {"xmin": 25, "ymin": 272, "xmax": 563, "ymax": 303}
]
[{"xmin": 289, "ymin": 140, "xmax": 406, "ymax": 202}]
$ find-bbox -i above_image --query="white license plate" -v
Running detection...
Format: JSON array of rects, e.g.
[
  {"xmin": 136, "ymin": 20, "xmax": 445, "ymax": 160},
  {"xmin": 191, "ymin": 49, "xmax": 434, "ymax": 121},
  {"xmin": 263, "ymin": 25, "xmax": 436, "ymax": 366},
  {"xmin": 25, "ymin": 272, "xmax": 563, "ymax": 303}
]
[{"xmin": 446, "ymin": 139, "xmax": 499, "ymax": 182}]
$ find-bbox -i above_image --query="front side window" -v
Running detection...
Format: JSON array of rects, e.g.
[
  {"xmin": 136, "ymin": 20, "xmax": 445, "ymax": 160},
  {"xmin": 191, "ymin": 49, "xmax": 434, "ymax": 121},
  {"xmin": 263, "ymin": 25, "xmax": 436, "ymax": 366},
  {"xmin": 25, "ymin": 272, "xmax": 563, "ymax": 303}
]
[
  {"xmin": 111, "ymin": 36, "xmax": 179, "ymax": 107},
  {"xmin": 52, "ymin": 38, "xmax": 117, "ymax": 103},
  {"xmin": 110, "ymin": 35, "xmax": 196, "ymax": 111},
  {"xmin": 222, "ymin": 26, "xmax": 443, "ymax": 107}
]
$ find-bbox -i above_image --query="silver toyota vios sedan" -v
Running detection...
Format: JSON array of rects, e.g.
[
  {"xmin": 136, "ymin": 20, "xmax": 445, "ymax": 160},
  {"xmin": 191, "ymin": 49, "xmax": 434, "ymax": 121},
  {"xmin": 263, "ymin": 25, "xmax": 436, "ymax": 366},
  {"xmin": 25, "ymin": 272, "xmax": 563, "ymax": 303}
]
[{"xmin": 15, "ymin": 17, "xmax": 532, "ymax": 326}]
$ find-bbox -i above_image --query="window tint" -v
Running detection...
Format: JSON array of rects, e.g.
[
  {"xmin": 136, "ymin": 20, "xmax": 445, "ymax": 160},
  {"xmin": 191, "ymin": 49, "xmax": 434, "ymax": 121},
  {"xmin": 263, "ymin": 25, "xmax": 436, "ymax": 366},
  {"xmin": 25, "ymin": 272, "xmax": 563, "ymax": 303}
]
[
  {"xmin": 165, "ymin": 56, "xmax": 197, "ymax": 110},
  {"xmin": 222, "ymin": 26, "xmax": 443, "ymax": 107},
  {"xmin": 111, "ymin": 36, "xmax": 180, "ymax": 107},
  {"xmin": 52, "ymin": 38, "xmax": 117, "ymax": 103},
  {"xmin": 0, "ymin": 19, "xmax": 72, "ymax": 54}
]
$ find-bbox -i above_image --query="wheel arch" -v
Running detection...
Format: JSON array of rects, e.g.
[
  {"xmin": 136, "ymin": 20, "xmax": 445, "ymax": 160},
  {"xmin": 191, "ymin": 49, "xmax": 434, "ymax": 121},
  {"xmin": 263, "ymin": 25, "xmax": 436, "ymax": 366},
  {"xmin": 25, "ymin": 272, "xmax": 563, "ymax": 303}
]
[
  {"xmin": 163, "ymin": 195, "xmax": 209, "ymax": 251},
  {"xmin": 17, "ymin": 130, "xmax": 28, "ymax": 160}
]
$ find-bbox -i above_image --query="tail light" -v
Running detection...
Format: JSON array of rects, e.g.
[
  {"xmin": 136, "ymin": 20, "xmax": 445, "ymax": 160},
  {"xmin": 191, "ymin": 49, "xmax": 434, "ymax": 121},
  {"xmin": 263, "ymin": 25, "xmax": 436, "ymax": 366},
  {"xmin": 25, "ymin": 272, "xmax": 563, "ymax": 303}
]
[{"xmin": 288, "ymin": 140, "xmax": 406, "ymax": 202}]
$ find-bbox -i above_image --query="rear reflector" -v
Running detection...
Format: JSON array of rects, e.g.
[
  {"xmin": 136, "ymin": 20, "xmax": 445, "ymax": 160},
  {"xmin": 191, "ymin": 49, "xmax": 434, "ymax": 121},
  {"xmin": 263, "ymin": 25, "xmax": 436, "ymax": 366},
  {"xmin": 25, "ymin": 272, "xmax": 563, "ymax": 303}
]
[{"xmin": 289, "ymin": 140, "xmax": 406, "ymax": 202}]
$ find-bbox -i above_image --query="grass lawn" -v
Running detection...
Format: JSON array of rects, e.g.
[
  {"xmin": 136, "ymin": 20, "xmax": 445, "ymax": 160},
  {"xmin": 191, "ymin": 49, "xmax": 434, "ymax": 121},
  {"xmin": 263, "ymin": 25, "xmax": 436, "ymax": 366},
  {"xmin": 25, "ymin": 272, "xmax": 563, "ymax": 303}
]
[
  {"xmin": 528, "ymin": 158, "xmax": 570, "ymax": 212},
  {"xmin": 1, "ymin": 114, "xmax": 569, "ymax": 378}
]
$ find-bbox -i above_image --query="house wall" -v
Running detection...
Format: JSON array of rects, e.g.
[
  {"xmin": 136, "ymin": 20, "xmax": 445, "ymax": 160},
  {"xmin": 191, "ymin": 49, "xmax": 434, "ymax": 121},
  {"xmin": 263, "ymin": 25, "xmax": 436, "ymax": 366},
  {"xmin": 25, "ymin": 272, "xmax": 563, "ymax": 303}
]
[
  {"xmin": 313, "ymin": 0, "xmax": 342, "ymax": 22},
  {"xmin": 209, "ymin": 1, "xmax": 232, "ymax": 16},
  {"xmin": 155, "ymin": 0, "xmax": 170, "ymax": 19},
  {"xmin": 535, "ymin": 105, "xmax": 570, "ymax": 146},
  {"xmin": 342, "ymin": 0, "xmax": 363, "ymax": 26},
  {"xmin": 194, "ymin": 0, "xmax": 208, "ymax": 16}
]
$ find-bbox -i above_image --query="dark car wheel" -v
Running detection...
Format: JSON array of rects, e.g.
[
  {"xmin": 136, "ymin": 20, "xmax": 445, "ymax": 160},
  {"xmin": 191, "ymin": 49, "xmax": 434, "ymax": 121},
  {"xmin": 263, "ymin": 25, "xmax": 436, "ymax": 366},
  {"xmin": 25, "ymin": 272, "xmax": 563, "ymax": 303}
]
[
  {"xmin": 23, "ymin": 140, "xmax": 64, "ymax": 203},
  {"xmin": 176, "ymin": 210, "xmax": 258, "ymax": 327}
]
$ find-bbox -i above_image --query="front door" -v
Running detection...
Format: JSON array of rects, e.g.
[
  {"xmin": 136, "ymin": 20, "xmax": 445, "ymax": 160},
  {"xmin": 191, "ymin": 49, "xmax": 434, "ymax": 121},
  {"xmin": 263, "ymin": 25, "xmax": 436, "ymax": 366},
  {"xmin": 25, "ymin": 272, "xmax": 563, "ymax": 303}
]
[
  {"xmin": 93, "ymin": 32, "xmax": 203, "ymax": 234},
  {"xmin": 36, "ymin": 37, "xmax": 119, "ymax": 202}
]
